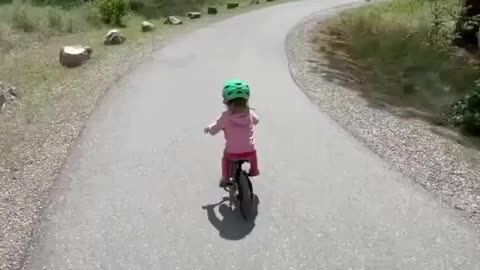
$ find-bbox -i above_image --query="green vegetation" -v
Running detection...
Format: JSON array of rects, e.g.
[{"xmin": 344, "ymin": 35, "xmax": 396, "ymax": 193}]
[
  {"xmin": 0, "ymin": 0, "xmax": 104, "ymax": 52},
  {"xmin": 98, "ymin": 0, "xmax": 128, "ymax": 25},
  {"xmin": 450, "ymin": 79, "xmax": 480, "ymax": 134},
  {"xmin": 317, "ymin": 0, "xmax": 480, "ymax": 135},
  {"xmin": 0, "ymin": 0, "xmax": 255, "ymax": 58}
]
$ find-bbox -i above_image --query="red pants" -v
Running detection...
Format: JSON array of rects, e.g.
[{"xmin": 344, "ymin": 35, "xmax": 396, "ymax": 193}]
[{"xmin": 222, "ymin": 150, "xmax": 259, "ymax": 179}]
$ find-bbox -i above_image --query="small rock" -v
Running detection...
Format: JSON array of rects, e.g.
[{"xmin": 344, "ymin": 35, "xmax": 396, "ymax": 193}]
[
  {"xmin": 250, "ymin": 0, "xmax": 259, "ymax": 4},
  {"xmin": 59, "ymin": 45, "xmax": 93, "ymax": 67},
  {"xmin": 208, "ymin": 6, "xmax": 218, "ymax": 14},
  {"xmin": 164, "ymin": 16, "xmax": 183, "ymax": 25},
  {"xmin": 227, "ymin": 2, "xmax": 239, "ymax": 9},
  {"xmin": 187, "ymin": 12, "xmax": 202, "ymax": 19},
  {"xmin": 141, "ymin": 21, "xmax": 156, "ymax": 32},
  {"xmin": 8, "ymin": 87, "xmax": 18, "ymax": 98},
  {"xmin": 0, "ymin": 92, "xmax": 5, "ymax": 112},
  {"xmin": 104, "ymin": 29, "xmax": 126, "ymax": 45}
]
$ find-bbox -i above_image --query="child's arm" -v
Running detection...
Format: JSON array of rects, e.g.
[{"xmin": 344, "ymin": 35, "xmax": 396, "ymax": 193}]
[
  {"xmin": 251, "ymin": 109, "xmax": 260, "ymax": 125},
  {"xmin": 205, "ymin": 112, "xmax": 227, "ymax": 135}
]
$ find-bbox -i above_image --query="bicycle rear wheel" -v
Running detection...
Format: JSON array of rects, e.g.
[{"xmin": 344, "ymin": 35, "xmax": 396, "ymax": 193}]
[{"xmin": 237, "ymin": 173, "xmax": 253, "ymax": 221}]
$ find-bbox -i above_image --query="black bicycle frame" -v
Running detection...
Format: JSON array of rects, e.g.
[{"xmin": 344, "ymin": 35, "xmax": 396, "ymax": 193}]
[{"xmin": 231, "ymin": 160, "xmax": 253, "ymax": 199}]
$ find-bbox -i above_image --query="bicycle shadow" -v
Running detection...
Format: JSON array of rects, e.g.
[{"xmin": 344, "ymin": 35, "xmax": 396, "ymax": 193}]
[{"xmin": 202, "ymin": 189, "xmax": 259, "ymax": 241}]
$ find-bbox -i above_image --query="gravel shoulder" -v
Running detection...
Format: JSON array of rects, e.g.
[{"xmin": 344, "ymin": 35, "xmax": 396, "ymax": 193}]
[
  {"xmin": 0, "ymin": 2, "xmax": 287, "ymax": 269},
  {"xmin": 286, "ymin": 7, "xmax": 480, "ymax": 232}
]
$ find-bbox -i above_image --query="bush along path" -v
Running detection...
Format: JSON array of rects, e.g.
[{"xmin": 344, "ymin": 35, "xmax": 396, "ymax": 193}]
[
  {"xmin": 449, "ymin": 80, "xmax": 480, "ymax": 135},
  {"xmin": 286, "ymin": 0, "xmax": 480, "ymax": 231},
  {"xmin": 0, "ymin": 0, "xmax": 283, "ymax": 269}
]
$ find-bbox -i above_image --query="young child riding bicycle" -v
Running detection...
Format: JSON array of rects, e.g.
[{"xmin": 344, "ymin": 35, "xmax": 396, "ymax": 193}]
[{"xmin": 204, "ymin": 79, "xmax": 260, "ymax": 188}]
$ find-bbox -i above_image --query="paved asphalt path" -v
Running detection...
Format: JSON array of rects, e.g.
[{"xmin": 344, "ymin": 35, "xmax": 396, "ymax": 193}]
[{"xmin": 25, "ymin": 1, "xmax": 480, "ymax": 269}]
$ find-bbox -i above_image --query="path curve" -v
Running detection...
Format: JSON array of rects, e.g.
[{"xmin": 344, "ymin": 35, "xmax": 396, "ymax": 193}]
[{"xmin": 25, "ymin": 1, "xmax": 480, "ymax": 269}]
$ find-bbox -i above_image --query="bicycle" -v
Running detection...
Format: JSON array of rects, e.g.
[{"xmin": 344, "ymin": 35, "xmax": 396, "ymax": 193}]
[{"xmin": 224, "ymin": 160, "xmax": 255, "ymax": 221}]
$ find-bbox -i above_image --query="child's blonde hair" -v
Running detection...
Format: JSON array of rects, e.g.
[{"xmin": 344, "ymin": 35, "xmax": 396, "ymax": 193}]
[{"xmin": 226, "ymin": 98, "xmax": 249, "ymax": 114}]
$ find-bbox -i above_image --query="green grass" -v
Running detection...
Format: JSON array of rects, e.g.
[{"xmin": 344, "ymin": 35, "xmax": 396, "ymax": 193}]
[
  {"xmin": 0, "ymin": 0, "xmax": 264, "ymax": 80},
  {"xmin": 0, "ymin": 0, "xmax": 105, "ymax": 35},
  {"xmin": 318, "ymin": 0, "xmax": 480, "ymax": 120},
  {"xmin": 0, "ymin": 0, "xmax": 257, "ymax": 56}
]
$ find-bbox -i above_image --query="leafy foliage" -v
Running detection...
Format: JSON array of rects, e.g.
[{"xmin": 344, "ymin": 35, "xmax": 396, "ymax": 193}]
[
  {"xmin": 449, "ymin": 80, "xmax": 480, "ymax": 134},
  {"xmin": 98, "ymin": 0, "xmax": 128, "ymax": 26},
  {"xmin": 47, "ymin": 6, "xmax": 64, "ymax": 31},
  {"xmin": 11, "ymin": 0, "xmax": 37, "ymax": 32},
  {"xmin": 425, "ymin": 0, "xmax": 458, "ymax": 52}
]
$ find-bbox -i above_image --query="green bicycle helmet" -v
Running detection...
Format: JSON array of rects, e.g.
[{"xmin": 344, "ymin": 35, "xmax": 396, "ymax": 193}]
[{"xmin": 222, "ymin": 79, "xmax": 250, "ymax": 101}]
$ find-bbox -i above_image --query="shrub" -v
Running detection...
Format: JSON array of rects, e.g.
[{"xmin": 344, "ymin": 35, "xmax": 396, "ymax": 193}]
[
  {"xmin": 425, "ymin": 0, "xmax": 458, "ymax": 52},
  {"xmin": 47, "ymin": 7, "xmax": 64, "ymax": 31},
  {"xmin": 64, "ymin": 16, "xmax": 74, "ymax": 33},
  {"xmin": 80, "ymin": 3, "xmax": 104, "ymax": 28},
  {"xmin": 128, "ymin": 0, "xmax": 145, "ymax": 12},
  {"xmin": 0, "ymin": 23, "xmax": 14, "ymax": 57},
  {"xmin": 449, "ymin": 80, "xmax": 480, "ymax": 135},
  {"xmin": 11, "ymin": 0, "xmax": 36, "ymax": 32},
  {"xmin": 98, "ymin": 0, "xmax": 128, "ymax": 26}
]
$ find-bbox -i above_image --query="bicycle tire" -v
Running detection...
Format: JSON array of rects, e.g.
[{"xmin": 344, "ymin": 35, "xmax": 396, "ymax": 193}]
[{"xmin": 238, "ymin": 173, "xmax": 253, "ymax": 220}]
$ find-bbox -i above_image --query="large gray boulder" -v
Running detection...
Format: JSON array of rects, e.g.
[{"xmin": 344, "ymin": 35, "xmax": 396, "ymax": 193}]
[
  {"xmin": 187, "ymin": 12, "xmax": 201, "ymax": 19},
  {"xmin": 141, "ymin": 21, "xmax": 156, "ymax": 32},
  {"xmin": 104, "ymin": 29, "xmax": 126, "ymax": 45},
  {"xmin": 164, "ymin": 16, "xmax": 183, "ymax": 25},
  {"xmin": 59, "ymin": 45, "xmax": 93, "ymax": 67}
]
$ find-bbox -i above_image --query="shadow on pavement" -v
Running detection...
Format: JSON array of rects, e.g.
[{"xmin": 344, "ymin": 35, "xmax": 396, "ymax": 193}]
[{"xmin": 202, "ymin": 190, "xmax": 259, "ymax": 241}]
